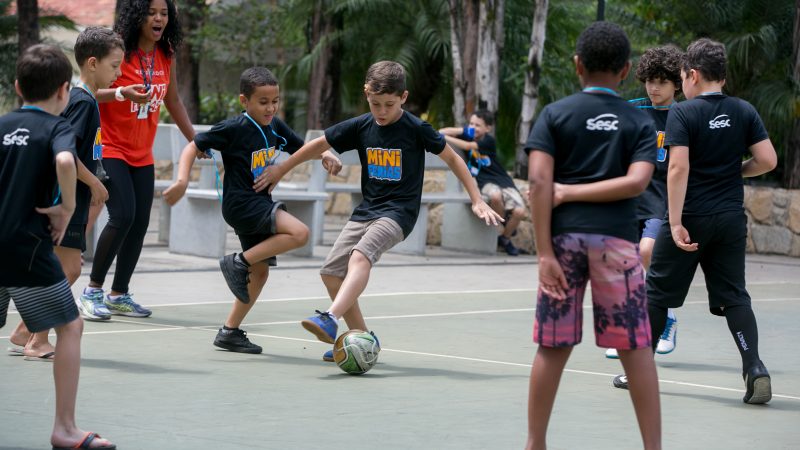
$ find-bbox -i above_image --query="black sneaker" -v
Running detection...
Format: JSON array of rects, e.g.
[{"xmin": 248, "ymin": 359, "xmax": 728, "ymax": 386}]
[
  {"xmin": 219, "ymin": 253, "xmax": 251, "ymax": 304},
  {"xmin": 498, "ymin": 236, "xmax": 520, "ymax": 256},
  {"xmin": 213, "ymin": 327, "xmax": 262, "ymax": 354},
  {"xmin": 612, "ymin": 374, "xmax": 628, "ymax": 390},
  {"xmin": 743, "ymin": 361, "xmax": 771, "ymax": 404}
]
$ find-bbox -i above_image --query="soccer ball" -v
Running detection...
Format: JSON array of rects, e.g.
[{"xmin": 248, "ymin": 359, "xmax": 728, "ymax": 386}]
[{"xmin": 333, "ymin": 330, "xmax": 380, "ymax": 375}]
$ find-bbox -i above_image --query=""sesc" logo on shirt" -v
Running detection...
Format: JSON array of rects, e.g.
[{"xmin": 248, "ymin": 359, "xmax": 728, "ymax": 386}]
[
  {"xmin": 3, "ymin": 128, "xmax": 30, "ymax": 146},
  {"xmin": 586, "ymin": 114, "xmax": 619, "ymax": 131},
  {"xmin": 708, "ymin": 114, "xmax": 731, "ymax": 129}
]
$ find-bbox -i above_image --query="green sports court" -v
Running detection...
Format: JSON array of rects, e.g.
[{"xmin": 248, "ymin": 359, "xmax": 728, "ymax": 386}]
[{"xmin": 1, "ymin": 218, "xmax": 798, "ymax": 450}]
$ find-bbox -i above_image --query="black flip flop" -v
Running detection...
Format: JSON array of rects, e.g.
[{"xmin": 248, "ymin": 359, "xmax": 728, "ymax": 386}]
[{"xmin": 52, "ymin": 432, "xmax": 116, "ymax": 449}]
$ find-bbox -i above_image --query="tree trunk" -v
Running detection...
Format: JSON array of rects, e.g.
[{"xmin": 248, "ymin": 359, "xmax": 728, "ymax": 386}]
[
  {"xmin": 17, "ymin": 0, "xmax": 39, "ymax": 55},
  {"xmin": 176, "ymin": 0, "xmax": 207, "ymax": 123},
  {"xmin": 475, "ymin": 0, "xmax": 504, "ymax": 113},
  {"xmin": 306, "ymin": 0, "xmax": 342, "ymax": 130},
  {"xmin": 785, "ymin": 0, "xmax": 800, "ymax": 189},
  {"xmin": 514, "ymin": 0, "xmax": 548, "ymax": 179},
  {"xmin": 448, "ymin": 0, "xmax": 479, "ymax": 123}
]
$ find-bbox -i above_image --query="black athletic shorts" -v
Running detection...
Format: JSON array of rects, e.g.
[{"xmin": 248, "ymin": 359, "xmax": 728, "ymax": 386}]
[
  {"xmin": 646, "ymin": 210, "xmax": 751, "ymax": 316},
  {"xmin": 58, "ymin": 223, "xmax": 87, "ymax": 251},
  {"xmin": 232, "ymin": 201, "xmax": 286, "ymax": 267}
]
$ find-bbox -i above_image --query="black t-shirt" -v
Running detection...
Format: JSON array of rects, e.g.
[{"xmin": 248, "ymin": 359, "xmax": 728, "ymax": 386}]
[
  {"xmin": 525, "ymin": 92, "xmax": 656, "ymax": 242},
  {"xmin": 0, "ymin": 108, "xmax": 76, "ymax": 286},
  {"xmin": 61, "ymin": 87, "xmax": 101, "ymax": 224},
  {"xmin": 630, "ymin": 99, "xmax": 669, "ymax": 220},
  {"xmin": 458, "ymin": 132, "xmax": 516, "ymax": 189},
  {"xmin": 665, "ymin": 94, "xmax": 768, "ymax": 216},
  {"xmin": 325, "ymin": 111, "xmax": 446, "ymax": 237},
  {"xmin": 194, "ymin": 114, "xmax": 304, "ymax": 226}
]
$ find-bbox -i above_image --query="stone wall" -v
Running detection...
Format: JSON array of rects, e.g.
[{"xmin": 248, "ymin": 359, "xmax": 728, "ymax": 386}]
[{"xmin": 744, "ymin": 186, "xmax": 800, "ymax": 257}]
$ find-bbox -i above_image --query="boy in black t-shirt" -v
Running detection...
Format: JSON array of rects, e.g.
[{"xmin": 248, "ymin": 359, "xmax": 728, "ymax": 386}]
[
  {"xmin": 255, "ymin": 61, "xmax": 501, "ymax": 361},
  {"xmin": 0, "ymin": 45, "xmax": 116, "ymax": 450},
  {"xmin": 606, "ymin": 45, "xmax": 684, "ymax": 361},
  {"xmin": 639, "ymin": 38, "xmax": 777, "ymax": 404},
  {"xmin": 524, "ymin": 23, "xmax": 661, "ymax": 450},
  {"xmin": 164, "ymin": 67, "xmax": 341, "ymax": 354},
  {"xmin": 439, "ymin": 109, "xmax": 526, "ymax": 256},
  {"xmin": 8, "ymin": 28, "xmax": 124, "ymax": 361}
]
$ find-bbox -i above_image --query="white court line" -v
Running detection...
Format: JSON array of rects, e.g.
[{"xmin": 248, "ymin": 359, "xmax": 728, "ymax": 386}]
[{"xmin": 240, "ymin": 331, "xmax": 800, "ymax": 402}]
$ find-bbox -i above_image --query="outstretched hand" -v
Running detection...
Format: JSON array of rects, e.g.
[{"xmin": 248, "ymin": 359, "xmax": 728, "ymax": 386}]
[
  {"xmin": 471, "ymin": 201, "xmax": 504, "ymax": 226},
  {"xmin": 35, "ymin": 205, "xmax": 73, "ymax": 245},
  {"xmin": 321, "ymin": 152, "xmax": 342, "ymax": 176},
  {"xmin": 253, "ymin": 164, "xmax": 284, "ymax": 193}
]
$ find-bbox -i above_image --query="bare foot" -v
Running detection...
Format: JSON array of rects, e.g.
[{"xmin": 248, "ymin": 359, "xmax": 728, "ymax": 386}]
[
  {"xmin": 9, "ymin": 324, "xmax": 31, "ymax": 348},
  {"xmin": 51, "ymin": 430, "xmax": 115, "ymax": 449},
  {"xmin": 23, "ymin": 341, "xmax": 56, "ymax": 358}
]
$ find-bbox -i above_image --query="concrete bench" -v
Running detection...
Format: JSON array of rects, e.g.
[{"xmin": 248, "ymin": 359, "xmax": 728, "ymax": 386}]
[{"xmin": 307, "ymin": 137, "xmax": 498, "ymax": 255}]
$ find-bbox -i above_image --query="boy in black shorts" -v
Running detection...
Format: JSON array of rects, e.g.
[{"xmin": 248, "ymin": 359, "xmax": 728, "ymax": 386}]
[
  {"xmin": 254, "ymin": 61, "xmax": 501, "ymax": 362},
  {"xmin": 0, "ymin": 44, "xmax": 116, "ymax": 450},
  {"xmin": 640, "ymin": 38, "xmax": 778, "ymax": 404},
  {"xmin": 525, "ymin": 22, "xmax": 661, "ymax": 450},
  {"xmin": 164, "ymin": 67, "xmax": 341, "ymax": 353},
  {"xmin": 439, "ymin": 109, "xmax": 526, "ymax": 255}
]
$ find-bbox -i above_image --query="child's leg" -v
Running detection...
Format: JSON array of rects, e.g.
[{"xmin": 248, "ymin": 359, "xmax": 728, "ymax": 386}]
[
  {"xmin": 618, "ymin": 348, "xmax": 662, "ymax": 450},
  {"xmin": 525, "ymin": 345, "xmax": 572, "ymax": 450},
  {"xmin": 321, "ymin": 274, "xmax": 367, "ymax": 331},
  {"xmin": 54, "ymin": 246, "xmax": 82, "ymax": 286},
  {"xmin": 502, "ymin": 206, "xmax": 525, "ymax": 238},
  {"xmin": 9, "ymin": 321, "xmax": 31, "ymax": 347},
  {"xmin": 240, "ymin": 210, "xmax": 309, "ymax": 263},
  {"xmin": 223, "ymin": 262, "xmax": 269, "ymax": 329},
  {"xmin": 639, "ymin": 236, "xmax": 656, "ymax": 271},
  {"xmin": 328, "ymin": 251, "xmax": 371, "ymax": 320}
]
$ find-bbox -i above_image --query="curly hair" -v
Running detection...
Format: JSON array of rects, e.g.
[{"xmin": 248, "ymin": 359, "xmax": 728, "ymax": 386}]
[
  {"xmin": 576, "ymin": 21, "xmax": 630, "ymax": 74},
  {"xmin": 114, "ymin": 0, "xmax": 182, "ymax": 60},
  {"xmin": 683, "ymin": 38, "xmax": 726, "ymax": 82},
  {"xmin": 635, "ymin": 45, "xmax": 683, "ymax": 88}
]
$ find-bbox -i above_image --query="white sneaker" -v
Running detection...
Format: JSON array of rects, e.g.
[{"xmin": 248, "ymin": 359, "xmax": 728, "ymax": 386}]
[
  {"xmin": 77, "ymin": 287, "xmax": 111, "ymax": 321},
  {"xmin": 656, "ymin": 315, "xmax": 677, "ymax": 354},
  {"xmin": 605, "ymin": 348, "xmax": 619, "ymax": 359}
]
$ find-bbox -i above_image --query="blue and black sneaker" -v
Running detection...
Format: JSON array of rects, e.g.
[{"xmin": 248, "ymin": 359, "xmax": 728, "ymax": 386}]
[
  {"xmin": 104, "ymin": 293, "xmax": 151, "ymax": 318},
  {"xmin": 302, "ymin": 310, "xmax": 338, "ymax": 344}
]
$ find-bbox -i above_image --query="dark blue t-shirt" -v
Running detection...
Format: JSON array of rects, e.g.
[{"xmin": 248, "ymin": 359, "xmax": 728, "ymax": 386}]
[
  {"xmin": 324, "ymin": 111, "xmax": 446, "ymax": 237},
  {"xmin": 630, "ymin": 98, "xmax": 669, "ymax": 221},
  {"xmin": 664, "ymin": 93, "xmax": 768, "ymax": 217},
  {"xmin": 0, "ymin": 108, "xmax": 76, "ymax": 286},
  {"xmin": 194, "ymin": 114, "xmax": 303, "ymax": 227},
  {"xmin": 525, "ymin": 92, "xmax": 657, "ymax": 242},
  {"xmin": 458, "ymin": 133, "xmax": 516, "ymax": 189},
  {"xmin": 61, "ymin": 87, "xmax": 101, "ymax": 225}
]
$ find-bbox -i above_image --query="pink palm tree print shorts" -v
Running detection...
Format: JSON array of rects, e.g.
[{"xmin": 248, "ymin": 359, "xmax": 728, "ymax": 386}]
[{"xmin": 533, "ymin": 233, "xmax": 652, "ymax": 349}]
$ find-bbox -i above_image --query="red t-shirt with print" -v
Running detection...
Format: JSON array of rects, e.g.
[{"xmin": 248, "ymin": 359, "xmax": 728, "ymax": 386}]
[{"xmin": 100, "ymin": 48, "xmax": 171, "ymax": 167}]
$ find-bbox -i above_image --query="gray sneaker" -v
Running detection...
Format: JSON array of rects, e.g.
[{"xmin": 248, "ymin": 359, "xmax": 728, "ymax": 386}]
[
  {"xmin": 219, "ymin": 253, "xmax": 251, "ymax": 304},
  {"xmin": 77, "ymin": 288, "xmax": 111, "ymax": 321}
]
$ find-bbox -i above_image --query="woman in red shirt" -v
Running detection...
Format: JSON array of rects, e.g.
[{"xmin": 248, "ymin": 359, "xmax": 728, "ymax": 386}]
[{"xmin": 80, "ymin": 0, "xmax": 195, "ymax": 319}]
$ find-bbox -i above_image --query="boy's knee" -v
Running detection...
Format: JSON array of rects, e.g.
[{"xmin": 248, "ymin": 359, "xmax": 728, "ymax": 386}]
[
  {"xmin": 511, "ymin": 207, "xmax": 526, "ymax": 219},
  {"xmin": 293, "ymin": 223, "xmax": 310, "ymax": 246},
  {"xmin": 489, "ymin": 192, "xmax": 503, "ymax": 204},
  {"xmin": 56, "ymin": 316, "xmax": 84, "ymax": 337}
]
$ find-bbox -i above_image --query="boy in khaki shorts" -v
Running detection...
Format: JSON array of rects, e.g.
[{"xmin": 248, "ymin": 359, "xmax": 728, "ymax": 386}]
[{"xmin": 255, "ymin": 61, "xmax": 502, "ymax": 362}]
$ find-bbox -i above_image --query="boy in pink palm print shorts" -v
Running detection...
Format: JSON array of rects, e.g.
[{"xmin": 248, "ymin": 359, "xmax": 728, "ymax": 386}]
[{"xmin": 523, "ymin": 22, "xmax": 661, "ymax": 450}]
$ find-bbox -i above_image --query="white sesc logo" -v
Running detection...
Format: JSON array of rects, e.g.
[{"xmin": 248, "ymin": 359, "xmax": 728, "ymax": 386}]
[
  {"xmin": 586, "ymin": 113, "xmax": 619, "ymax": 131},
  {"xmin": 708, "ymin": 114, "xmax": 731, "ymax": 129},
  {"xmin": 3, "ymin": 128, "xmax": 30, "ymax": 146}
]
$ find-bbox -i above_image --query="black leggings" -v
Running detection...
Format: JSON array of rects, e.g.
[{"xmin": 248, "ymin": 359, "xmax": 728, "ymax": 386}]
[{"xmin": 90, "ymin": 158, "xmax": 154, "ymax": 293}]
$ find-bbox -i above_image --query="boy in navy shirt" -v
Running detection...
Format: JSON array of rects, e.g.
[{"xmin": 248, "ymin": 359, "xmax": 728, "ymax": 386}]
[
  {"xmin": 0, "ymin": 44, "xmax": 116, "ymax": 450},
  {"xmin": 639, "ymin": 38, "xmax": 777, "ymax": 404},
  {"xmin": 525, "ymin": 22, "xmax": 661, "ymax": 450},
  {"xmin": 606, "ymin": 44, "xmax": 684, "ymax": 361},
  {"xmin": 255, "ymin": 61, "xmax": 501, "ymax": 362},
  {"xmin": 164, "ymin": 67, "xmax": 340, "ymax": 353},
  {"xmin": 439, "ymin": 109, "xmax": 526, "ymax": 255}
]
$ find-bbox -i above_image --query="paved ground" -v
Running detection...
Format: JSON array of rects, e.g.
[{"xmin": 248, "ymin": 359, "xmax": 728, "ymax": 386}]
[{"xmin": 1, "ymin": 210, "xmax": 799, "ymax": 449}]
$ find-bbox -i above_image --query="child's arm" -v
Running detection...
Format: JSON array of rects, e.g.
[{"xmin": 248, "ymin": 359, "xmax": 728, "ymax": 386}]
[
  {"xmin": 742, "ymin": 139, "xmax": 778, "ymax": 177},
  {"xmin": 253, "ymin": 135, "xmax": 332, "ymax": 193},
  {"xmin": 96, "ymin": 84, "xmax": 150, "ymax": 104},
  {"xmin": 437, "ymin": 144, "xmax": 502, "ymax": 225},
  {"xmin": 442, "ymin": 134, "xmax": 478, "ymax": 151},
  {"xmin": 529, "ymin": 150, "xmax": 568, "ymax": 300},
  {"xmin": 438, "ymin": 126, "xmax": 464, "ymax": 136},
  {"xmin": 36, "ymin": 152, "xmax": 77, "ymax": 245},
  {"xmin": 163, "ymin": 141, "xmax": 206, "ymax": 206},
  {"xmin": 551, "ymin": 162, "xmax": 654, "ymax": 206},
  {"xmin": 76, "ymin": 159, "xmax": 108, "ymax": 206},
  {"xmin": 666, "ymin": 145, "xmax": 698, "ymax": 252}
]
